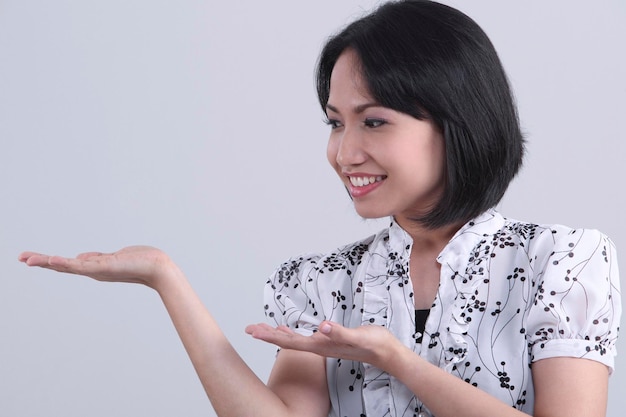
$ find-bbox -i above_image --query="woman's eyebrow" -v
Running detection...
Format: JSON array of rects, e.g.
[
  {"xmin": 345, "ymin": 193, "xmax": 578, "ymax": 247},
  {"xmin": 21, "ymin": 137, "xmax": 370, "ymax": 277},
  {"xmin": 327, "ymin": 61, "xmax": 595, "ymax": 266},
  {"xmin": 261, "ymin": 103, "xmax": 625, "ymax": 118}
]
[{"xmin": 325, "ymin": 102, "xmax": 382, "ymax": 114}]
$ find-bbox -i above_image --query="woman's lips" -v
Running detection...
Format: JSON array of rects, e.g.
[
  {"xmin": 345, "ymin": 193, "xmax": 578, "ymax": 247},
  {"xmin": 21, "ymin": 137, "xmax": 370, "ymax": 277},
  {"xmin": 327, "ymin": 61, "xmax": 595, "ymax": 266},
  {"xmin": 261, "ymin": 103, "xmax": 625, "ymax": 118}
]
[{"xmin": 347, "ymin": 175, "xmax": 386, "ymax": 198}]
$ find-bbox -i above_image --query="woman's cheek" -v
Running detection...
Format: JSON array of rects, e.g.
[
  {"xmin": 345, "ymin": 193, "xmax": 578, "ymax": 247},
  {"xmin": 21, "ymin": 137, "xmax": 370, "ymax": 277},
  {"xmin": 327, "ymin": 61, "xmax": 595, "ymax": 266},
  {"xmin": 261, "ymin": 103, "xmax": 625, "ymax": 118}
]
[{"xmin": 326, "ymin": 137, "xmax": 340, "ymax": 172}]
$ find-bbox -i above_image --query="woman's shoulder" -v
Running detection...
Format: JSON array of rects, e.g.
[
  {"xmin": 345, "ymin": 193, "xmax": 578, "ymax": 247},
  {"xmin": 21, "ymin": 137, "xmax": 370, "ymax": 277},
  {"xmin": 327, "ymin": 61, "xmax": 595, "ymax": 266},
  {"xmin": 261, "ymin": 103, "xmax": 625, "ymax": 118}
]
[
  {"xmin": 499, "ymin": 215, "xmax": 614, "ymax": 251},
  {"xmin": 271, "ymin": 228, "xmax": 387, "ymax": 275},
  {"xmin": 497, "ymin": 215, "xmax": 617, "ymax": 285},
  {"xmin": 264, "ymin": 228, "xmax": 390, "ymax": 333},
  {"xmin": 450, "ymin": 211, "xmax": 617, "ymax": 274}
]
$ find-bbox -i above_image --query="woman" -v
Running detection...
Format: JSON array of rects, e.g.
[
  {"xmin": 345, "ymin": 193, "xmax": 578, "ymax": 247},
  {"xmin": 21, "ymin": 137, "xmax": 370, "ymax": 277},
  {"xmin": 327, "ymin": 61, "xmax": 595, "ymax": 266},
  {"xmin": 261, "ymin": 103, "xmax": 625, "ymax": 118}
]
[{"xmin": 19, "ymin": 1, "xmax": 620, "ymax": 416}]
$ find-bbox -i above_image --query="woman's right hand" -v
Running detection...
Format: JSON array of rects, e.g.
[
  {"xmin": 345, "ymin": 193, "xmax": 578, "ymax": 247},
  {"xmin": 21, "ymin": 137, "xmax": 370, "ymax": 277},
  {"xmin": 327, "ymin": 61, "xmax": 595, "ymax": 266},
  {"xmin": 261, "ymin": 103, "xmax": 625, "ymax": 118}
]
[{"xmin": 18, "ymin": 246, "xmax": 180, "ymax": 290}]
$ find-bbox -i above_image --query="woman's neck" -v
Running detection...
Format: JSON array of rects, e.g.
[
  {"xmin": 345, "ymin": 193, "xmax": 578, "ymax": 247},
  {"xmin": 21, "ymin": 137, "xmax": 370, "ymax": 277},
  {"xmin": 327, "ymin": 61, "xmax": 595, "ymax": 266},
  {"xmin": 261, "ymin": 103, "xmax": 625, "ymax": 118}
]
[
  {"xmin": 394, "ymin": 215, "xmax": 464, "ymax": 254},
  {"xmin": 395, "ymin": 216, "xmax": 465, "ymax": 310}
]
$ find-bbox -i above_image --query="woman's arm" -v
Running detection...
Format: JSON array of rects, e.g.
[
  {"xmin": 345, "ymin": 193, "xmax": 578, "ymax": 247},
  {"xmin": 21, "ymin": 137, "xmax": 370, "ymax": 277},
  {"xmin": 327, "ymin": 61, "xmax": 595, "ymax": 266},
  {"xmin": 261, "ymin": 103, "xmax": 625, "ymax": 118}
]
[
  {"xmin": 155, "ymin": 267, "xmax": 330, "ymax": 417},
  {"xmin": 531, "ymin": 357, "xmax": 608, "ymax": 417},
  {"xmin": 247, "ymin": 320, "xmax": 609, "ymax": 417},
  {"xmin": 391, "ymin": 343, "xmax": 608, "ymax": 417},
  {"xmin": 19, "ymin": 248, "xmax": 330, "ymax": 417}
]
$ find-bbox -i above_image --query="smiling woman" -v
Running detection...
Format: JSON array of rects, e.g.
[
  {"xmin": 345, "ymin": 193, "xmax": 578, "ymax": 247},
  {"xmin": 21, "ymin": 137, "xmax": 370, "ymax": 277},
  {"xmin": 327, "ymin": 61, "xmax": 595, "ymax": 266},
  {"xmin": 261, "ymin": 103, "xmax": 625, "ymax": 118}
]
[
  {"xmin": 325, "ymin": 50, "xmax": 447, "ymax": 223},
  {"xmin": 316, "ymin": 3, "xmax": 525, "ymax": 230},
  {"xmin": 6, "ymin": 1, "xmax": 625, "ymax": 417}
]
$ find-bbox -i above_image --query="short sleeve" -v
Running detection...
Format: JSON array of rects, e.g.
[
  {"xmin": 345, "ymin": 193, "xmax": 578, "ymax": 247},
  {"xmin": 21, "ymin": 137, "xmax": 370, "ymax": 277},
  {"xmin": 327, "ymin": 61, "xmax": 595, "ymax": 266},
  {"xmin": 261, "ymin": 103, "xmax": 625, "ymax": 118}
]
[
  {"xmin": 264, "ymin": 254, "xmax": 324, "ymax": 336},
  {"xmin": 527, "ymin": 228, "xmax": 621, "ymax": 373}
]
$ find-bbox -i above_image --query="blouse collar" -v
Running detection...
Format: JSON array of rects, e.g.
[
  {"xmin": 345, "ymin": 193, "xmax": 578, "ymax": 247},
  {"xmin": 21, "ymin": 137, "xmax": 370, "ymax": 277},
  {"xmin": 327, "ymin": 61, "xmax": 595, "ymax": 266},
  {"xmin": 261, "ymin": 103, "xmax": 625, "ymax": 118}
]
[{"xmin": 387, "ymin": 209, "xmax": 505, "ymax": 263}]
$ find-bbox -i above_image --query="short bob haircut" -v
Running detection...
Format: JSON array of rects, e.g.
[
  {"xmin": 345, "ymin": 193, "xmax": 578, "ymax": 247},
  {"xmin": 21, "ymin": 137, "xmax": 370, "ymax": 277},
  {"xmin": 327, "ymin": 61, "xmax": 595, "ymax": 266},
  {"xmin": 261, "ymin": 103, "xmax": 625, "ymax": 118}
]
[{"xmin": 316, "ymin": 0, "xmax": 525, "ymax": 229}]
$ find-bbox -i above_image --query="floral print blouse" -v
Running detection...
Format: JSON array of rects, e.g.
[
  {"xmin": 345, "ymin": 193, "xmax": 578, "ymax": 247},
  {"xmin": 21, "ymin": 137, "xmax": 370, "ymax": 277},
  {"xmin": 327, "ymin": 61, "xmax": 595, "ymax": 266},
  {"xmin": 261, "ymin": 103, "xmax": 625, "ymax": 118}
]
[{"xmin": 264, "ymin": 210, "xmax": 621, "ymax": 416}]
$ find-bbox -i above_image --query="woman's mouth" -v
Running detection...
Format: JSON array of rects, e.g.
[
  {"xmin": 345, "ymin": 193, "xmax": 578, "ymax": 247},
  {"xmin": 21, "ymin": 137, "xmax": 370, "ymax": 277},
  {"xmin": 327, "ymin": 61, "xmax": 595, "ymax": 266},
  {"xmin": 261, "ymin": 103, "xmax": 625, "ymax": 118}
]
[
  {"xmin": 347, "ymin": 175, "xmax": 386, "ymax": 197},
  {"xmin": 349, "ymin": 175, "xmax": 385, "ymax": 187}
]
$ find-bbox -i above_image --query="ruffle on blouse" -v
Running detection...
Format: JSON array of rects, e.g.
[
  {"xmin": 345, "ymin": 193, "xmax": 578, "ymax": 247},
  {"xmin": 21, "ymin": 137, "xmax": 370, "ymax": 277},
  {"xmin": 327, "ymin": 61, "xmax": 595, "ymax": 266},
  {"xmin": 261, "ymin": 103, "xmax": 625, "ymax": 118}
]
[
  {"xmin": 434, "ymin": 210, "xmax": 506, "ymax": 372},
  {"xmin": 360, "ymin": 211, "xmax": 507, "ymax": 413},
  {"xmin": 441, "ymin": 272, "xmax": 485, "ymax": 370},
  {"xmin": 361, "ymin": 221, "xmax": 418, "ymax": 416}
]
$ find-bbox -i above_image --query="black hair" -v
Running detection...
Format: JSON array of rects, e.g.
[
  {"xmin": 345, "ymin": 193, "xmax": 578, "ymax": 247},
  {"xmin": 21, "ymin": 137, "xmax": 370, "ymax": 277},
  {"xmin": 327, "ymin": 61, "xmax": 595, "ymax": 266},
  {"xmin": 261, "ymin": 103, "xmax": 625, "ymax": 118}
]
[{"xmin": 316, "ymin": 0, "xmax": 525, "ymax": 228}]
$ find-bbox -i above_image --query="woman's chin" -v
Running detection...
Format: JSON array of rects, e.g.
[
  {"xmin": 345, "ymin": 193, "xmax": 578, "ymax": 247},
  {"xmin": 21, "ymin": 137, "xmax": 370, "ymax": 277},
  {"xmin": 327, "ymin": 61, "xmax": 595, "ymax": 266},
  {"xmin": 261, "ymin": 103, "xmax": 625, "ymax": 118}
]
[{"xmin": 353, "ymin": 205, "xmax": 390, "ymax": 220}]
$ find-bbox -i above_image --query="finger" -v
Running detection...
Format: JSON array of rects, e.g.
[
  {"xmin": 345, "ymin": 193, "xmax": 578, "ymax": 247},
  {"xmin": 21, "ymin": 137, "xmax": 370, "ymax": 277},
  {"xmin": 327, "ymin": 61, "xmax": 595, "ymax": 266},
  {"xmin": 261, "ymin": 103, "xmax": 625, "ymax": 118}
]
[
  {"xmin": 21, "ymin": 253, "xmax": 53, "ymax": 267},
  {"xmin": 21, "ymin": 254, "xmax": 84, "ymax": 276},
  {"xmin": 317, "ymin": 321, "xmax": 356, "ymax": 346},
  {"xmin": 19, "ymin": 252, "xmax": 80, "ymax": 271},
  {"xmin": 245, "ymin": 323, "xmax": 263, "ymax": 335},
  {"xmin": 18, "ymin": 251, "xmax": 45, "ymax": 263},
  {"xmin": 47, "ymin": 256, "xmax": 111, "ymax": 276},
  {"xmin": 245, "ymin": 323, "xmax": 279, "ymax": 337},
  {"xmin": 276, "ymin": 325, "xmax": 296, "ymax": 335},
  {"xmin": 319, "ymin": 321, "xmax": 333, "ymax": 334},
  {"xmin": 76, "ymin": 252, "xmax": 105, "ymax": 260},
  {"xmin": 48, "ymin": 256, "xmax": 72, "ymax": 268},
  {"xmin": 246, "ymin": 324, "xmax": 301, "ymax": 346},
  {"xmin": 21, "ymin": 255, "xmax": 97, "ymax": 277}
]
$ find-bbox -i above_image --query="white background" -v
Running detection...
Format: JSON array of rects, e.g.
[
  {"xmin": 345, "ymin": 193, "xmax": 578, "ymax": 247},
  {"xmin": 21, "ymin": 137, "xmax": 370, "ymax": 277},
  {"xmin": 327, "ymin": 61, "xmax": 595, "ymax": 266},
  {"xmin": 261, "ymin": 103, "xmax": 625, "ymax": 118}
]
[{"xmin": 1, "ymin": 1, "xmax": 624, "ymax": 416}]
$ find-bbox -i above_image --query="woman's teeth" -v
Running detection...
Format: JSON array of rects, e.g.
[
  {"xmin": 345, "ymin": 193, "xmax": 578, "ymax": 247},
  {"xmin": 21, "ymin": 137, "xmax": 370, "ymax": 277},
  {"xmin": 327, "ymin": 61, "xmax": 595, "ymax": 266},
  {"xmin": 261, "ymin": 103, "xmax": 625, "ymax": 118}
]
[{"xmin": 349, "ymin": 176, "xmax": 384, "ymax": 187}]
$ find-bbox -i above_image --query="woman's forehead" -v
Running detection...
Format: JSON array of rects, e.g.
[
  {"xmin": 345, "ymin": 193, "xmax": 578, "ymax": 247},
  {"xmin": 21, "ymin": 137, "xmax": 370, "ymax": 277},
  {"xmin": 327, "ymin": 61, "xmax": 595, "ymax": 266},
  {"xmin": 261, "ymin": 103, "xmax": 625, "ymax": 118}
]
[{"xmin": 327, "ymin": 50, "xmax": 374, "ymax": 107}]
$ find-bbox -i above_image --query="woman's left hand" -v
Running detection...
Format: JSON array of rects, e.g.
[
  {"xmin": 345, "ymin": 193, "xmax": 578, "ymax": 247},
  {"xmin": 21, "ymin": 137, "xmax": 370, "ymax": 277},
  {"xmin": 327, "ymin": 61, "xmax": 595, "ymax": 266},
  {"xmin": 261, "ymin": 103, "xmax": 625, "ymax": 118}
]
[{"xmin": 245, "ymin": 321, "xmax": 406, "ymax": 370}]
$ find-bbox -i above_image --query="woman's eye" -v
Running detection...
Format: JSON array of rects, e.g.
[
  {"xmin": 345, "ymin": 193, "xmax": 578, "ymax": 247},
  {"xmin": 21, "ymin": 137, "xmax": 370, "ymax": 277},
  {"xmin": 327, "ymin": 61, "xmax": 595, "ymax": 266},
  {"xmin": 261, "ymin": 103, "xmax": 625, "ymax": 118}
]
[
  {"xmin": 364, "ymin": 118, "xmax": 387, "ymax": 128},
  {"xmin": 324, "ymin": 118, "xmax": 342, "ymax": 129}
]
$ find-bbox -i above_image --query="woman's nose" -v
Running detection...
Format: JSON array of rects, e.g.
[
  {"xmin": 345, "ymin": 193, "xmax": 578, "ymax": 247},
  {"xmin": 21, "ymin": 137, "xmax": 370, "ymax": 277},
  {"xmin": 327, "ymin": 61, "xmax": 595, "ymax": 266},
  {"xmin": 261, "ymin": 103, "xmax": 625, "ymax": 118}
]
[{"xmin": 335, "ymin": 128, "xmax": 367, "ymax": 167}]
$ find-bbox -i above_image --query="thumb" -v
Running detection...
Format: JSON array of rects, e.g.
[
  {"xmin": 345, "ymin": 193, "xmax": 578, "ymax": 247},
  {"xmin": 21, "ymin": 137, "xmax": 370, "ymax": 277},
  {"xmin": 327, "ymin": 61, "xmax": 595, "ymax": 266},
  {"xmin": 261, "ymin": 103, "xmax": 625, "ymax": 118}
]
[
  {"xmin": 319, "ymin": 321, "xmax": 333, "ymax": 334},
  {"xmin": 318, "ymin": 321, "xmax": 355, "ymax": 345}
]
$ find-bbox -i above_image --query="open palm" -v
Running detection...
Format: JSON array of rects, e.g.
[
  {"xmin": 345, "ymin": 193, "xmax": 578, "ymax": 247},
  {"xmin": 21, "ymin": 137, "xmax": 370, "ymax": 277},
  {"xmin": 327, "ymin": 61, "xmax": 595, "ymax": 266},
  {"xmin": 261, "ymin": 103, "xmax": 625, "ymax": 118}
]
[{"xmin": 18, "ymin": 246, "xmax": 177, "ymax": 289}]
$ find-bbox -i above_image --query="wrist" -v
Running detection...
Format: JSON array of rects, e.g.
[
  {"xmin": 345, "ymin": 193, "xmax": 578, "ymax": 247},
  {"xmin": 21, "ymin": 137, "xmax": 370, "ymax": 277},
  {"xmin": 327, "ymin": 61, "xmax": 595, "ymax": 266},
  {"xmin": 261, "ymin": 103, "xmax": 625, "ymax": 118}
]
[
  {"xmin": 383, "ymin": 341, "xmax": 420, "ymax": 380},
  {"xmin": 149, "ymin": 253, "xmax": 185, "ymax": 293}
]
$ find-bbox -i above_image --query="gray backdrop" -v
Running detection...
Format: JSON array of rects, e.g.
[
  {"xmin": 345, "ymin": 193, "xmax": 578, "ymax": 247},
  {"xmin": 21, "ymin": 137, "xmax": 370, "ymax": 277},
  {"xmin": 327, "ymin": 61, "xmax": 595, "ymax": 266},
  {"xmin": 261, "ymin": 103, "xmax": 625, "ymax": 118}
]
[{"xmin": 1, "ymin": 1, "xmax": 624, "ymax": 416}]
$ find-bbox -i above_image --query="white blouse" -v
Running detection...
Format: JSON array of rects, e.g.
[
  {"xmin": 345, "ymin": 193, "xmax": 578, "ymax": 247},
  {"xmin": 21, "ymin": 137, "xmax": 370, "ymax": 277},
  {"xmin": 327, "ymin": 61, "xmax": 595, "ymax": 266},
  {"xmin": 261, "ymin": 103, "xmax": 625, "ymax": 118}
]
[{"xmin": 264, "ymin": 210, "xmax": 621, "ymax": 416}]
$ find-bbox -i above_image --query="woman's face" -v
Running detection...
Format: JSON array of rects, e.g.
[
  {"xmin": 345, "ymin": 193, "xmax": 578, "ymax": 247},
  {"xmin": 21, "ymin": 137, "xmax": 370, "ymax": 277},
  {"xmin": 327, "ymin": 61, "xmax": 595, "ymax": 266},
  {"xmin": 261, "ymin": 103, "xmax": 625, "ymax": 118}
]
[{"xmin": 326, "ymin": 49, "xmax": 446, "ymax": 224}]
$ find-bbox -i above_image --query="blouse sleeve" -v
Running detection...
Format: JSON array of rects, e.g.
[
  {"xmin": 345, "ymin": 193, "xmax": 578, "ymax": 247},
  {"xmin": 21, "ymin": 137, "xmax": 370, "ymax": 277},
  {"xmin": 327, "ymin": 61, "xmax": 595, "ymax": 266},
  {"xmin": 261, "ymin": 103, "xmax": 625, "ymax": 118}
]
[
  {"xmin": 263, "ymin": 254, "xmax": 324, "ymax": 336},
  {"xmin": 527, "ymin": 227, "xmax": 621, "ymax": 373}
]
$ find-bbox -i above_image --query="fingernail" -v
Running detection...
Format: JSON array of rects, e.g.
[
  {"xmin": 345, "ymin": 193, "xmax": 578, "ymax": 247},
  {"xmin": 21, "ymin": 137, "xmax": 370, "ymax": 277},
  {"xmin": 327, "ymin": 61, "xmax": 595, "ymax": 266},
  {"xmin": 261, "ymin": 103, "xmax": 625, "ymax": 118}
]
[{"xmin": 320, "ymin": 323, "xmax": 332, "ymax": 334}]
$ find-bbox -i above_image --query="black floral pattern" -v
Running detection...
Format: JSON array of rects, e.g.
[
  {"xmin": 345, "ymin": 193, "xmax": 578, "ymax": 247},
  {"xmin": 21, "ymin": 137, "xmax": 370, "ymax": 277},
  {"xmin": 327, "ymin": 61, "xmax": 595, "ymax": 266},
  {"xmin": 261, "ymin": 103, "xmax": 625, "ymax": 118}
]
[{"xmin": 264, "ymin": 210, "xmax": 621, "ymax": 417}]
